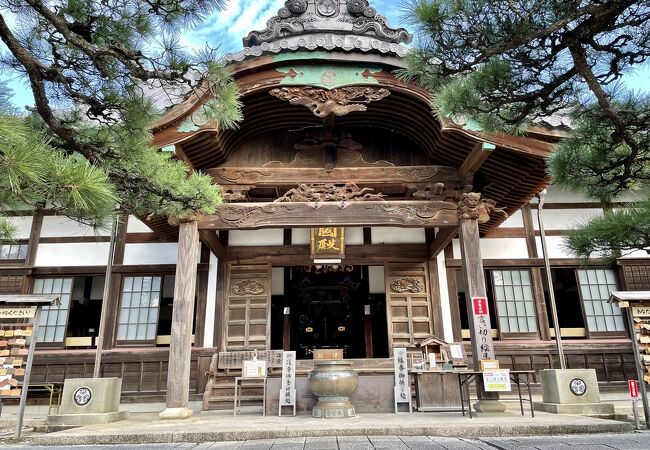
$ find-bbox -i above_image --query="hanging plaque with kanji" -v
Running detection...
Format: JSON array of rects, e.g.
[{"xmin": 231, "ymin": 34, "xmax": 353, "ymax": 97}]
[{"xmin": 310, "ymin": 227, "xmax": 345, "ymax": 260}]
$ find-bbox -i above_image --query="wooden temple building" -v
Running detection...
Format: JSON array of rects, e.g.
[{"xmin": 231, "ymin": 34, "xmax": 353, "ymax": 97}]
[{"xmin": 0, "ymin": 0, "xmax": 647, "ymax": 414}]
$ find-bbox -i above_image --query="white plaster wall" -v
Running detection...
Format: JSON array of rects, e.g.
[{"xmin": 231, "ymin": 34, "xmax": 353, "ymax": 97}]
[
  {"xmin": 533, "ymin": 208, "xmax": 603, "ymax": 230},
  {"xmin": 123, "ymin": 243, "xmax": 178, "ymax": 265},
  {"xmin": 543, "ymin": 185, "xmax": 593, "ymax": 203},
  {"xmin": 345, "ymin": 228, "xmax": 364, "ymax": 245},
  {"xmin": 40, "ymin": 216, "xmax": 110, "ymax": 237},
  {"xmin": 535, "ymin": 236, "xmax": 572, "ymax": 259},
  {"xmin": 127, "ymin": 215, "xmax": 153, "ymax": 233},
  {"xmin": 368, "ymin": 266, "xmax": 385, "ymax": 294},
  {"xmin": 35, "ymin": 243, "xmax": 110, "ymax": 266},
  {"xmin": 480, "ymin": 238, "xmax": 529, "ymax": 259},
  {"xmin": 203, "ymin": 254, "xmax": 218, "ymax": 347},
  {"xmin": 498, "ymin": 210, "xmax": 524, "ymax": 228},
  {"xmin": 437, "ymin": 252, "xmax": 453, "ymax": 343},
  {"xmin": 7, "ymin": 217, "xmax": 32, "ymax": 239},
  {"xmin": 272, "ymin": 267, "xmax": 285, "ymax": 295},
  {"xmin": 229, "ymin": 229, "xmax": 284, "ymax": 246},
  {"xmin": 371, "ymin": 227, "xmax": 426, "ymax": 244},
  {"xmin": 292, "ymin": 228, "xmax": 310, "ymax": 245}
]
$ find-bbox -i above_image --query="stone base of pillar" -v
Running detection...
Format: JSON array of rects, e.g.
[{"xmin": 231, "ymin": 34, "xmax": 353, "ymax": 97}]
[
  {"xmin": 159, "ymin": 407, "xmax": 194, "ymax": 420},
  {"xmin": 473, "ymin": 399, "xmax": 507, "ymax": 413}
]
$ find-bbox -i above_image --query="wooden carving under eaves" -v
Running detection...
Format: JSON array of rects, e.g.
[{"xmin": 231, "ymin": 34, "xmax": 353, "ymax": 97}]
[
  {"xmin": 269, "ymin": 86, "xmax": 391, "ymax": 117},
  {"xmin": 231, "ymin": 280, "xmax": 266, "ymax": 296},
  {"xmin": 390, "ymin": 276, "xmax": 425, "ymax": 293},
  {"xmin": 274, "ymin": 182, "xmax": 385, "ymax": 203},
  {"xmin": 458, "ymin": 192, "xmax": 507, "ymax": 224},
  {"xmin": 196, "ymin": 200, "xmax": 459, "ymax": 230}
]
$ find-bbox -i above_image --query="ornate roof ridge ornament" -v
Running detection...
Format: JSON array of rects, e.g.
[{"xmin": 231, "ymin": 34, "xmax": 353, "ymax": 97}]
[
  {"xmin": 269, "ymin": 86, "xmax": 390, "ymax": 117},
  {"xmin": 226, "ymin": 0, "xmax": 412, "ymax": 62}
]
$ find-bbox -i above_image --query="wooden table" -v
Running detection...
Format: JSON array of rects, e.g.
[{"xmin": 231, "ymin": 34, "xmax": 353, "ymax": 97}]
[{"xmin": 456, "ymin": 370, "xmax": 535, "ymax": 418}]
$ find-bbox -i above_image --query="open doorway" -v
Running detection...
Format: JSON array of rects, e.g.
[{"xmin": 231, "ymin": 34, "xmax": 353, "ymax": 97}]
[{"xmin": 271, "ymin": 265, "xmax": 388, "ymax": 359}]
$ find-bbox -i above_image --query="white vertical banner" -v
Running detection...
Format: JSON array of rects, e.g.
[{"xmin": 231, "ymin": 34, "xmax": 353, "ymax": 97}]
[
  {"xmin": 393, "ymin": 348, "xmax": 409, "ymax": 403},
  {"xmin": 280, "ymin": 351, "xmax": 296, "ymax": 406}
]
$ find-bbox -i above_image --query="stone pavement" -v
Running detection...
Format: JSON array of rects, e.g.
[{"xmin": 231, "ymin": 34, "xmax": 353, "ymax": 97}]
[
  {"xmin": 6, "ymin": 407, "xmax": 636, "ymax": 446},
  {"xmin": 2, "ymin": 434, "xmax": 650, "ymax": 449}
]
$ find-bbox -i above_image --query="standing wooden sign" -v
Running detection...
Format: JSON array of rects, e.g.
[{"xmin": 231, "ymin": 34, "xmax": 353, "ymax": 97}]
[
  {"xmin": 0, "ymin": 306, "xmax": 40, "ymax": 439},
  {"xmin": 393, "ymin": 347, "xmax": 411, "ymax": 413},
  {"xmin": 471, "ymin": 297, "xmax": 495, "ymax": 360},
  {"xmin": 310, "ymin": 227, "xmax": 345, "ymax": 260},
  {"xmin": 279, "ymin": 351, "xmax": 296, "ymax": 416}
]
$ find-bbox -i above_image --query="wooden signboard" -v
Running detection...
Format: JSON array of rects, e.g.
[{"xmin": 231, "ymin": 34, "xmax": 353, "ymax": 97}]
[
  {"xmin": 310, "ymin": 227, "xmax": 345, "ymax": 260},
  {"xmin": 279, "ymin": 351, "xmax": 296, "ymax": 416},
  {"xmin": 471, "ymin": 297, "xmax": 495, "ymax": 360},
  {"xmin": 631, "ymin": 307, "xmax": 650, "ymax": 385},
  {"xmin": 393, "ymin": 347, "xmax": 411, "ymax": 413}
]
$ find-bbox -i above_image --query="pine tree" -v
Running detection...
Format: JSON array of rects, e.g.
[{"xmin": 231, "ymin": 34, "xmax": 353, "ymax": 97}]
[
  {"xmin": 0, "ymin": 1, "xmax": 242, "ymax": 236},
  {"xmin": 402, "ymin": 0, "xmax": 650, "ymax": 257}
]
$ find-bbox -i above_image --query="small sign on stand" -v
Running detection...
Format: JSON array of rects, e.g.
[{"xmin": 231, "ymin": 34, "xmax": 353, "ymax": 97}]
[
  {"xmin": 629, "ymin": 379, "xmax": 640, "ymax": 429},
  {"xmin": 483, "ymin": 369, "xmax": 512, "ymax": 392},
  {"xmin": 279, "ymin": 351, "xmax": 296, "ymax": 416},
  {"xmin": 393, "ymin": 348, "xmax": 411, "ymax": 413}
]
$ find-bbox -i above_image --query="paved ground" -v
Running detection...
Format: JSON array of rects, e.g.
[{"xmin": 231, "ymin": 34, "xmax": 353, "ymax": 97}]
[{"xmin": 1, "ymin": 434, "xmax": 650, "ymax": 449}]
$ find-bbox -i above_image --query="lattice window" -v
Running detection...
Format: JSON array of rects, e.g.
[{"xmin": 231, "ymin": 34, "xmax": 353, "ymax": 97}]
[
  {"xmin": 117, "ymin": 276, "xmax": 161, "ymax": 341},
  {"xmin": 0, "ymin": 243, "xmax": 28, "ymax": 260},
  {"xmin": 492, "ymin": 269, "xmax": 537, "ymax": 334},
  {"xmin": 577, "ymin": 269, "xmax": 625, "ymax": 333},
  {"xmin": 33, "ymin": 278, "xmax": 72, "ymax": 343}
]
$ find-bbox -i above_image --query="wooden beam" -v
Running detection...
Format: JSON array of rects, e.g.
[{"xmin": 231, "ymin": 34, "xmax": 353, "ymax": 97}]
[
  {"xmin": 207, "ymin": 165, "xmax": 460, "ymax": 186},
  {"xmin": 429, "ymin": 227, "xmax": 458, "ymax": 259},
  {"xmin": 197, "ymin": 201, "xmax": 459, "ymax": 230},
  {"xmin": 459, "ymin": 142, "xmax": 495, "ymax": 185},
  {"xmin": 198, "ymin": 230, "xmax": 228, "ymax": 260},
  {"xmin": 174, "ymin": 144, "xmax": 195, "ymax": 172}
]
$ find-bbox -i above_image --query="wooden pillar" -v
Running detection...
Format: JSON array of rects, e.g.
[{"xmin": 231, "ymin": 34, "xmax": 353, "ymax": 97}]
[
  {"xmin": 364, "ymin": 305, "xmax": 373, "ymax": 358},
  {"xmin": 160, "ymin": 220, "xmax": 200, "ymax": 420},
  {"xmin": 21, "ymin": 209, "xmax": 43, "ymax": 294},
  {"xmin": 457, "ymin": 193, "xmax": 504, "ymax": 412},
  {"xmin": 103, "ymin": 214, "xmax": 128, "ymax": 350},
  {"xmin": 283, "ymin": 307, "xmax": 291, "ymax": 351},
  {"xmin": 522, "ymin": 204, "xmax": 551, "ymax": 341}
]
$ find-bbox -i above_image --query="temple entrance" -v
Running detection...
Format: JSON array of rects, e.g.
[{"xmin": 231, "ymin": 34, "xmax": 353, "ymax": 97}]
[{"xmin": 271, "ymin": 265, "xmax": 389, "ymax": 359}]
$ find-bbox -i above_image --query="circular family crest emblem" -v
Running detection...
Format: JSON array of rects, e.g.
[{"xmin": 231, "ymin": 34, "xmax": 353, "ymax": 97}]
[
  {"xmin": 73, "ymin": 386, "xmax": 92, "ymax": 406},
  {"xmin": 569, "ymin": 378, "xmax": 587, "ymax": 396},
  {"xmin": 317, "ymin": 0, "xmax": 338, "ymax": 17}
]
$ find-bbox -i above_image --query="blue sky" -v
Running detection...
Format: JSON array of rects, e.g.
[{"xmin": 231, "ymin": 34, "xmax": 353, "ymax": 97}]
[{"xmin": 2, "ymin": 0, "xmax": 648, "ymax": 108}]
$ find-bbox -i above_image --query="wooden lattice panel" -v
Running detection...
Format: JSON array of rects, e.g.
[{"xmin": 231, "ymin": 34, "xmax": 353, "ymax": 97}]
[
  {"xmin": 622, "ymin": 265, "xmax": 650, "ymax": 291},
  {"xmin": 0, "ymin": 276, "xmax": 23, "ymax": 295},
  {"xmin": 224, "ymin": 264, "xmax": 270, "ymax": 351},
  {"xmin": 385, "ymin": 263, "xmax": 433, "ymax": 352}
]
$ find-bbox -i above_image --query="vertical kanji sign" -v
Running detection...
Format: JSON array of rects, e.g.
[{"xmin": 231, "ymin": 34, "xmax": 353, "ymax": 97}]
[
  {"xmin": 629, "ymin": 379, "xmax": 639, "ymax": 399},
  {"xmin": 393, "ymin": 347, "xmax": 410, "ymax": 412},
  {"xmin": 471, "ymin": 297, "xmax": 495, "ymax": 360}
]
